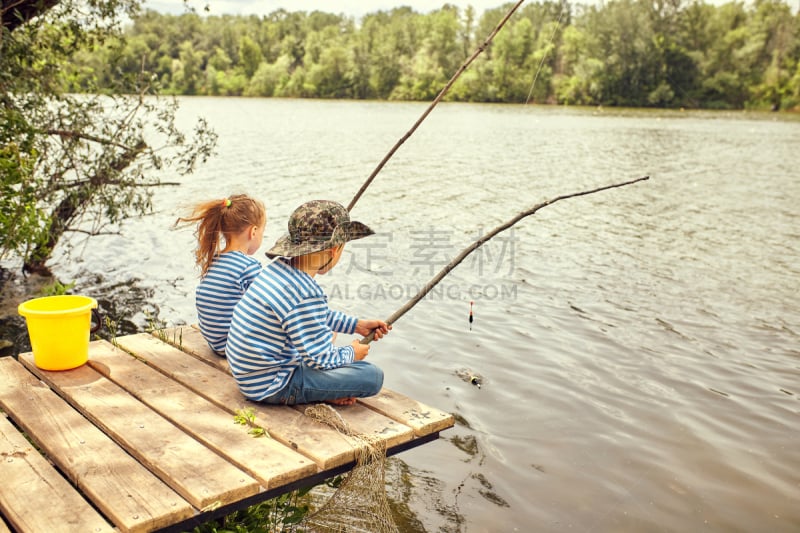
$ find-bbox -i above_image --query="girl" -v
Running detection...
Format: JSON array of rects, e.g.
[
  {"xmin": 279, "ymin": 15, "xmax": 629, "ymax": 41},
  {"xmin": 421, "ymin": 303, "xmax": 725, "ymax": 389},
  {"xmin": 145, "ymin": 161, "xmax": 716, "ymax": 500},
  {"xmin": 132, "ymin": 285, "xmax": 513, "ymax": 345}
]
[{"xmin": 176, "ymin": 194, "xmax": 266, "ymax": 355}]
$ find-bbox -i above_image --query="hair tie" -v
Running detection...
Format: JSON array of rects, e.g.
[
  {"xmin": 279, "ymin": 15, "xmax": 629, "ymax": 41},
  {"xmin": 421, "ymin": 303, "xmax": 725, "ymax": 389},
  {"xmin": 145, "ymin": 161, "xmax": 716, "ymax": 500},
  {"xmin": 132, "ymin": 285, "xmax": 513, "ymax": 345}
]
[{"xmin": 221, "ymin": 198, "xmax": 231, "ymax": 208}]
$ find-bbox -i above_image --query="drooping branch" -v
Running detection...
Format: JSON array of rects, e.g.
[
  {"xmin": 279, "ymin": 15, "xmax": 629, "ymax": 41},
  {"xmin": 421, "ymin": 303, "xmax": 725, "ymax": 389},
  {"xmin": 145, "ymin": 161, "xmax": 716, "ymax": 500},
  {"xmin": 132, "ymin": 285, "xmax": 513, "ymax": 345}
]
[
  {"xmin": 1, "ymin": 0, "xmax": 60, "ymax": 34},
  {"xmin": 347, "ymin": 0, "xmax": 526, "ymax": 212},
  {"xmin": 361, "ymin": 175, "xmax": 651, "ymax": 343},
  {"xmin": 62, "ymin": 177, "xmax": 182, "ymax": 189},
  {"xmin": 47, "ymin": 129, "xmax": 133, "ymax": 151},
  {"xmin": 23, "ymin": 139, "xmax": 148, "ymax": 274}
]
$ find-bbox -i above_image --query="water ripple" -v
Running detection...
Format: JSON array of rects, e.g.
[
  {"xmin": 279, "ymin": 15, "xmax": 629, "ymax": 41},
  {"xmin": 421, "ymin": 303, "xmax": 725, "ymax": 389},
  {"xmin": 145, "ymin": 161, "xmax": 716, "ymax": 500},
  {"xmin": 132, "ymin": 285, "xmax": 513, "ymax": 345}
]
[{"xmin": 46, "ymin": 99, "xmax": 800, "ymax": 532}]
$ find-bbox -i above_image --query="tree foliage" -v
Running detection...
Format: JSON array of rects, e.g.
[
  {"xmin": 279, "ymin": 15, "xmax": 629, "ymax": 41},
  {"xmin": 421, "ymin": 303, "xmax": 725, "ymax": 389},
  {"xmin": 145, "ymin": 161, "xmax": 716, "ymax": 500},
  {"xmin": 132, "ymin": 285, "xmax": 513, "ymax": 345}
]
[
  {"xmin": 57, "ymin": 0, "xmax": 800, "ymax": 110},
  {"xmin": 1, "ymin": 0, "xmax": 218, "ymax": 273}
]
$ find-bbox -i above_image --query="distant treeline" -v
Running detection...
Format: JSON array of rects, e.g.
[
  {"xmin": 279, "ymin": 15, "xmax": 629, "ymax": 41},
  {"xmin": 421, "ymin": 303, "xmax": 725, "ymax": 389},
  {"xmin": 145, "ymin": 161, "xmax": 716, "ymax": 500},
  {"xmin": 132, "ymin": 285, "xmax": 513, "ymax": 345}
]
[{"xmin": 64, "ymin": 0, "xmax": 800, "ymax": 109}]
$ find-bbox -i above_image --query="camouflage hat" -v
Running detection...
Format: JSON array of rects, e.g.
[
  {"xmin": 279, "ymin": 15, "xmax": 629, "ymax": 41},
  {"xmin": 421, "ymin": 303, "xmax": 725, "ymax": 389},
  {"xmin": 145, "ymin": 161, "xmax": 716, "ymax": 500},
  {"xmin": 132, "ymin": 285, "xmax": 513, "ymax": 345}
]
[{"xmin": 266, "ymin": 200, "xmax": 374, "ymax": 259}]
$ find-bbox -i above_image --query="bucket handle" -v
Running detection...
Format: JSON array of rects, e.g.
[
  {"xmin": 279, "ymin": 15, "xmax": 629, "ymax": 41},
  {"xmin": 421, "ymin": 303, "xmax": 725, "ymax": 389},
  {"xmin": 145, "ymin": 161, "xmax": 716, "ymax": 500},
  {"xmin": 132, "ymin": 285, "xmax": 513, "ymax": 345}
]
[{"xmin": 90, "ymin": 309, "xmax": 102, "ymax": 334}]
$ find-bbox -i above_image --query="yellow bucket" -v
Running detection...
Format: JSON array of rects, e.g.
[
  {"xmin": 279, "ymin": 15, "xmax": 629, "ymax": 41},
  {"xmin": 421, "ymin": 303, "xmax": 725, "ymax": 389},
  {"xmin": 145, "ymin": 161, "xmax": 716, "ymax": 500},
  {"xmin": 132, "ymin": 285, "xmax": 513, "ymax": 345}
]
[{"xmin": 18, "ymin": 295, "xmax": 100, "ymax": 371}]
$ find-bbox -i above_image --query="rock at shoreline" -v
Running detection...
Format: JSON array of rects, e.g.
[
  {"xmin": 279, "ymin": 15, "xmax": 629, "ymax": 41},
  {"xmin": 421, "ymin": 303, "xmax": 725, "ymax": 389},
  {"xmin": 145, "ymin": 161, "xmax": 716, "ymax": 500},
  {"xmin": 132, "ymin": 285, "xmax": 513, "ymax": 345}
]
[
  {"xmin": 1, "ymin": 267, "xmax": 53, "ymax": 320},
  {"xmin": 0, "ymin": 267, "xmax": 53, "ymax": 357}
]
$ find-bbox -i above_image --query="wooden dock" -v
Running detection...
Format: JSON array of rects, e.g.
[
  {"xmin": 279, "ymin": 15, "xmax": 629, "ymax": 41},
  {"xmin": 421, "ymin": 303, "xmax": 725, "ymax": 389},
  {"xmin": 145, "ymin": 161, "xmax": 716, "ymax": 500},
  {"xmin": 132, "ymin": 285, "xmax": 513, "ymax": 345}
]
[{"xmin": 0, "ymin": 327, "xmax": 454, "ymax": 532}]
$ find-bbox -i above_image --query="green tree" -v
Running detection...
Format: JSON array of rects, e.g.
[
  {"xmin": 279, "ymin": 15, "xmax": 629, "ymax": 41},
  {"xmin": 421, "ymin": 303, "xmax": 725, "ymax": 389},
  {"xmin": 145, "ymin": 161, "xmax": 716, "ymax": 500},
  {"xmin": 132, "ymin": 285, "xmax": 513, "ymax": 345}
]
[
  {"xmin": 0, "ymin": 0, "xmax": 217, "ymax": 274},
  {"xmin": 554, "ymin": 24, "xmax": 600, "ymax": 104},
  {"xmin": 360, "ymin": 8, "xmax": 418, "ymax": 99},
  {"xmin": 482, "ymin": 16, "xmax": 534, "ymax": 101},
  {"xmin": 588, "ymin": 0, "xmax": 659, "ymax": 106},
  {"xmin": 695, "ymin": 1, "xmax": 752, "ymax": 108},
  {"xmin": 246, "ymin": 55, "xmax": 291, "ymax": 96},
  {"xmin": 790, "ymin": 59, "xmax": 800, "ymax": 105},
  {"xmin": 208, "ymin": 46, "xmax": 233, "ymax": 72},
  {"xmin": 173, "ymin": 40, "xmax": 205, "ymax": 94},
  {"xmin": 28, "ymin": 0, "xmax": 800, "ymax": 110},
  {"xmin": 304, "ymin": 28, "xmax": 354, "ymax": 97},
  {"xmin": 426, "ymin": 6, "xmax": 463, "ymax": 78},
  {"xmin": 747, "ymin": 0, "xmax": 799, "ymax": 109},
  {"xmin": 238, "ymin": 35, "xmax": 264, "ymax": 78},
  {"xmin": 266, "ymin": 9, "xmax": 308, "ymax": 71}
]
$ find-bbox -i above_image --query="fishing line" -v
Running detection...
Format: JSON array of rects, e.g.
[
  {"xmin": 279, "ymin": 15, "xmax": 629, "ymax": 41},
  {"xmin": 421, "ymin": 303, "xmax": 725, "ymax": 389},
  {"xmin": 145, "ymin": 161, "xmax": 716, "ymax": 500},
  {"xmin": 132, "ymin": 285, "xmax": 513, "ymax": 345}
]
[{"xmin": 525, "ymin": 4, "xmax": 566, "ymax": 105}]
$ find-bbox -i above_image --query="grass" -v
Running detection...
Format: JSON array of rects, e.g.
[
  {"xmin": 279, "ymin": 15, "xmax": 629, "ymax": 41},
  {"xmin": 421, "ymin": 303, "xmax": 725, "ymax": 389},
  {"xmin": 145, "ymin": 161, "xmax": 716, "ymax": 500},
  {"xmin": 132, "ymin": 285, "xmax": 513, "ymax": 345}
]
[
  {"xmin": 233, "ymin": 407, "xmax": 267, "ymax": 438},
  {"xmin": 191, "ymin": 477, "xmax": 344, "ymax": 533}
]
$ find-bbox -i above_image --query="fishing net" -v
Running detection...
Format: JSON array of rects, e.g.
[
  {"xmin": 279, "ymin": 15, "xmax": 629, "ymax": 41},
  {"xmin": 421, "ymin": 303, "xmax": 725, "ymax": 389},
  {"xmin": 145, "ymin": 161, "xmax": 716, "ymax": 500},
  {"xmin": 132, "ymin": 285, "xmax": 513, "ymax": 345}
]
[{"xmin": 298, "ymin": 404, "xmax": 399, "ymax": 533}]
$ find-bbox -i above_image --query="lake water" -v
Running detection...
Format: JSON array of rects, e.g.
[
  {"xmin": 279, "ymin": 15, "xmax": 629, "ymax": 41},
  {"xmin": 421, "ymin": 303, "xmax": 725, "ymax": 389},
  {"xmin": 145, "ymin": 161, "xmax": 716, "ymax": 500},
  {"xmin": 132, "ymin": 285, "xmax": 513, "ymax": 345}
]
[{"xmin": 46, "ymin": 98, "xmax": 800, "ymax": 531}]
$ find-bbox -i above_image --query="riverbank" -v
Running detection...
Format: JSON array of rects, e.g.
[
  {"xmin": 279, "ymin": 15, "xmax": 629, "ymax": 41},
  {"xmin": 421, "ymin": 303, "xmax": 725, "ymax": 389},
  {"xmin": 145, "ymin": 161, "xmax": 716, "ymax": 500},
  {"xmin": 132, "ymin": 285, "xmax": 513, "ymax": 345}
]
[
  {"xmin": 0, "ymin": 265, "xmax": 52, "ymax": 357},
  {"xmin": 0, "ymin": 263, "xmax": 150, "ymax": 358}
]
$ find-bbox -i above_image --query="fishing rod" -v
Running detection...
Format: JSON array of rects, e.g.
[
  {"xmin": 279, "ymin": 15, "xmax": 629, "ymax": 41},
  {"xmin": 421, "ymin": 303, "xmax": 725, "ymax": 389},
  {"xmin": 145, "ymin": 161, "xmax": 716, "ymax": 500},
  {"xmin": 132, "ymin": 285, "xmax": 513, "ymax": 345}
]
[
  {"xmin": 347, "ymin": 0, "xmax": 526, "ymax": 212},
  {"xmin": 360, "ymin": 175, "xmax": 650, "ymax": 344}
]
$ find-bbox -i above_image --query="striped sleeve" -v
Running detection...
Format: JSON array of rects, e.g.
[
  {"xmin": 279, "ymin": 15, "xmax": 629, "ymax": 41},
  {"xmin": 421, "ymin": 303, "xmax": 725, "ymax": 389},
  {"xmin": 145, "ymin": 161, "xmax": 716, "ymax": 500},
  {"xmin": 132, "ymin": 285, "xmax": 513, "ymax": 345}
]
[
  {"xmin": 326, "ymin": 309, "xmax": 358, "ymax": 334},
  {"xmin": 239, "ymin": 259, "xmax": 262, "ymax": 292},
  {"xmin": 284, "ymin": 296, "xmax": 355, "ymax": 370}
]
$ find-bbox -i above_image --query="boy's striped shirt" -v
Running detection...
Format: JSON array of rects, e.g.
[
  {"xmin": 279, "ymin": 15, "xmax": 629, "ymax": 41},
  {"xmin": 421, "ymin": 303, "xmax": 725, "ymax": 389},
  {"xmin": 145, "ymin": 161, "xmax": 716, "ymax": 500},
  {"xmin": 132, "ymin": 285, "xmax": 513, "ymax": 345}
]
[
  {"xmin": 196, "ymin": 251, "xmax": 262, "ymax": 354},
  {"xmin": 226, "ymin": 258, "xmax": 357, "ymax": 401}
]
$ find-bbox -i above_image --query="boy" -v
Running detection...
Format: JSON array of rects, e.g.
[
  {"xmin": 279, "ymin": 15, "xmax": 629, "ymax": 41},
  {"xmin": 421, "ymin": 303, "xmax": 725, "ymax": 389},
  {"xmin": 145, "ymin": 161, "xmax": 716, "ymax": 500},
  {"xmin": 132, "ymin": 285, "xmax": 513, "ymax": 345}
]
[{"xmin": 225, "ymin": 200, "xmax": 390, "ymax": 406}]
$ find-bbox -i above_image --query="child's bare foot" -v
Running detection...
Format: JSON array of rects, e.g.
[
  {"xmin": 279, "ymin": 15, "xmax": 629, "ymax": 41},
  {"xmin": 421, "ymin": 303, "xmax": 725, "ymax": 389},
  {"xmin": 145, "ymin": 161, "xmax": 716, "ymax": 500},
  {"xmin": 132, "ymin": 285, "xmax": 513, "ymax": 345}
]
[{"xmin": 327, "ymin": 397, "xmax": 357, "ymax": 406}]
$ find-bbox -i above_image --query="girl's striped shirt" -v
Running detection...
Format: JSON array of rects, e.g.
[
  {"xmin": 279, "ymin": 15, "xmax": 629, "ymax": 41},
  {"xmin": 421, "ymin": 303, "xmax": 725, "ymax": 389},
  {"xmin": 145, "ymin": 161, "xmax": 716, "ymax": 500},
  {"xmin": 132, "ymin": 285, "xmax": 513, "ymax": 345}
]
[
  {"xmin": 196, "ymin": 251, "xmax": 262, "ymax": 354},
  {"xmin": 225, "ymin": 258, "xmax": 357, "ymax": 401}
]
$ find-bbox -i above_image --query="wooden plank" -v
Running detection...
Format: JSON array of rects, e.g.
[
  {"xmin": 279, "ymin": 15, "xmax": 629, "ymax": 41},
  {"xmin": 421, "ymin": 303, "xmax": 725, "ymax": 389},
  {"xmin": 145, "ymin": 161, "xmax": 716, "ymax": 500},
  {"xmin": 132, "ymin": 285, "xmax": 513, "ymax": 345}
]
[
  {"xmin": 154, "ymin": 327, "xmax": 439, "ymax": 432},
  {"xmin": 153, "ymin": 326, "xmax": 228, "ymax": 372},
  {"xmin": 115, "ymin": 333, "xmax": 358, "ymax": 469},
  {"xmin": 86, "ymin": 339, "xmax": 318, "ymax": 489},
  {"xmin": 151, "ymin": 330, "xmax": 418, "ymax": 446},
  {"xmin": 358, "ymin": 389, "xmax": 455, "ymax": 436},
  {"xmin": 114, "ymin": 333, "xmax": 417, "ymax": 469},
  {"xmin": 158, "ymin": 326, "xmax": 453, "ymax": 437},
  {"xmin": 159, "ymin": 325, "xmax": 455, "ymax": 437},
  {"xmin": 141, "ymin": 331, "xmax": 415, "ymax": 450},
  {"xmin": 0, "ymin": 358, "xmax": 193, "ymax": 533},
  {"xmin": 155, "ymin": 329, "xmax": 416, "ymax": 446},
  {"xmin": 18, "ymin": 353, "xmax": 260, "ymax": 510},
  {"xmin": 293, "ymin": 402, "xmax": 414, "ymax": 449},
  {"xmin": 0, "ymin": 415, "xmax": 114, "ymax": 533}
]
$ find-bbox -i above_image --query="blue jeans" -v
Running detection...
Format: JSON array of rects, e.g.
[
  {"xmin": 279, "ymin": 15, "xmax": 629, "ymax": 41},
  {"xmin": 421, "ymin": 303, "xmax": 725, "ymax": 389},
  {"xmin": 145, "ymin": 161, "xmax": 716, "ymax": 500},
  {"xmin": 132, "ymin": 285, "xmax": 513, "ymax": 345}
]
[{"xmin": 261, "ymin": 360, "xmax": 384, "ymax": 405}]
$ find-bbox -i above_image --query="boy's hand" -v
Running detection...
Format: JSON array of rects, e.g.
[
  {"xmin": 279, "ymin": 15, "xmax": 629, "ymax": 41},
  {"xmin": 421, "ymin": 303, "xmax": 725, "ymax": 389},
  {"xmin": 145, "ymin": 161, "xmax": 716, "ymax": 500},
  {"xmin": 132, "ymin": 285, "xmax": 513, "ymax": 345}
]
[
  {"xmin": 351, "ymin": 339, "xmax": 370, "ymax": 360},
  {"xmin": 355, "ymin": 319, "xmax": 392, "ymax": 341}
]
